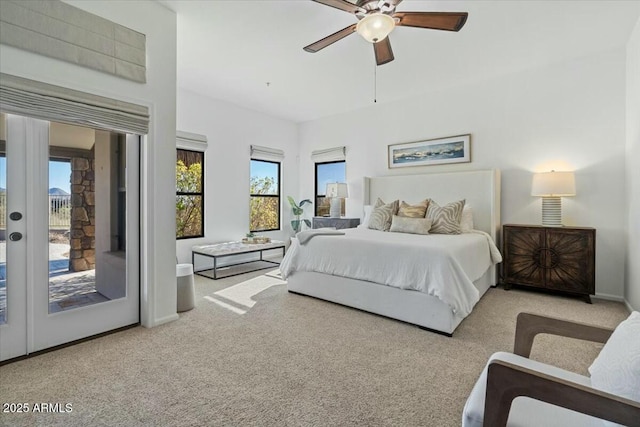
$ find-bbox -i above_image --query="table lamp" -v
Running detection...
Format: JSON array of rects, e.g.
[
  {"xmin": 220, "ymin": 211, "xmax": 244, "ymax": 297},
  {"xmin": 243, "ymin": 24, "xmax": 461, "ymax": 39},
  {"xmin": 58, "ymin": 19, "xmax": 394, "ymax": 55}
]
[
  {"xmin": 326, "ymin": 182, "xmax": 348, "ymax": 218},
  {"xmin": 531, "ymin": 171, "xmax": 576, "ymax": 227}
]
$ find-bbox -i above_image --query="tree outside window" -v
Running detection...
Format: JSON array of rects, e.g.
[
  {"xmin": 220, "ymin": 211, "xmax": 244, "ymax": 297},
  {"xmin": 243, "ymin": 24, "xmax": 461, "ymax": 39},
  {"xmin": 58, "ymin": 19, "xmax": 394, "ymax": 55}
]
[
  {"xmin": 315, "ymin": 161, "xmax": 346, "ymax": 216},
  {"xmin": 176, "ymin": 149, "xmax": 204, "ymax": 239},
  {"xmin": 250, "ymin": 159, "xmax": 280, "ymax": 232}
]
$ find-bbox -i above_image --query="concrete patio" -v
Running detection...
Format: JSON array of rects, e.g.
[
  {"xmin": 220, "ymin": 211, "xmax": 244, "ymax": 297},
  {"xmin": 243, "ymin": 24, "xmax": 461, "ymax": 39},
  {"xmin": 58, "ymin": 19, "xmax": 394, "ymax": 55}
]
[{"xmin": 0, "ymin": 242, "xmax": 106, "ymax": 324}]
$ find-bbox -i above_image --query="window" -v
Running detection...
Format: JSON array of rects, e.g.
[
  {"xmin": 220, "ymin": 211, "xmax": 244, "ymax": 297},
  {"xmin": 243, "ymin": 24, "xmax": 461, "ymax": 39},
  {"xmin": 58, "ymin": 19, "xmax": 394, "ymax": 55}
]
[
  {"xmin": 250, "ymin": 159, "xmax": 280, "ymax": 232},
  {"xmin": 315, "ymin": 161, "xmax": 346, "ymax": 216},
  {"xmin": 176, "ymin": 149, "xmax": 204, "ymax": 239}
]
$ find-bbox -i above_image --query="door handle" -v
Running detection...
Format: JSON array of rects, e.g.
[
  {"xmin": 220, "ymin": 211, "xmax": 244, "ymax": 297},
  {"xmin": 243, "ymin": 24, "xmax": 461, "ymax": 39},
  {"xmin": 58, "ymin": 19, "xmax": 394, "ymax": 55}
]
[
  {"xmin": 9, "ymin": 232, "xmax": 23, "ymax": 241},
  {"xmin": 9, "ymin": 212, "xmax": 22, "ymax": 221}
]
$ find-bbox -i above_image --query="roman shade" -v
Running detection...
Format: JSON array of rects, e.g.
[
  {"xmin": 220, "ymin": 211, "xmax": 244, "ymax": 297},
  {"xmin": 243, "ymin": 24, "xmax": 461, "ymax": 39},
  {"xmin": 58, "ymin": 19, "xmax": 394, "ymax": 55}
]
[
  {"xmin": 0, "ymin": 73, "xmax": 149, "ymax": 135},
  {"xmin": 0, "ymin": 0, "xmax": 146, "ymax": 83},
  {"xmin": 250, "ymin": 145, "xmax": 284, "ymax": 162},
  {"xmin": 177, "ymin": 131, "xmax": 207, "ymax": 151},
  {"xmin": 311, "ymin": 146, "xmax": 346, "ymax": 162}
]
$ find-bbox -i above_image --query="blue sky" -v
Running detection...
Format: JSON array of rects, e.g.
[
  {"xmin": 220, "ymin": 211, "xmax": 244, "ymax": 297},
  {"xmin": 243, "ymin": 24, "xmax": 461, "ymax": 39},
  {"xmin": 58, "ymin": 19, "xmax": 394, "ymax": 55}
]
[
  {"xmin": 250, "ymin": 160, "xmax": 346, "ymax": 196},
  {"xmin": 250, "ymin": 160, "xmax": 278, "ymax": 182},
  {"xmin": 0, "ymin": 157, "xmax": 71, "ymax": 192}
]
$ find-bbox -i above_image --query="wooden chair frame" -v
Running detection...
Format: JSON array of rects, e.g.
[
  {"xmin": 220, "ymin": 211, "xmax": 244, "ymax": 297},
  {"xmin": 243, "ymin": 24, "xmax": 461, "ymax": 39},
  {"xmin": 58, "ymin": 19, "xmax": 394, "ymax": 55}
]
[{"xmin": 483, "ymin": 312, "xmax": 640, "ymax": 427}]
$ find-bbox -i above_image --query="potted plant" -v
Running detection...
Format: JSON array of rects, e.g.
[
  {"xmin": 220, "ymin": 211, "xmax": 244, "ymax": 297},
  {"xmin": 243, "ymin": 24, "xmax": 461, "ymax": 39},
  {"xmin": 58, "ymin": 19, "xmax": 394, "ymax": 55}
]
[{"xmin": 287, "ymin": 196, "xmax": 312, "ymax": 233}]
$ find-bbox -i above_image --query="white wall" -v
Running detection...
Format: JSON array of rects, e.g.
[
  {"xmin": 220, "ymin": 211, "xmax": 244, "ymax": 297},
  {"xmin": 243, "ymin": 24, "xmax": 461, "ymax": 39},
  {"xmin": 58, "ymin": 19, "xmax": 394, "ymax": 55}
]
[
  {"xmin": 176, "ymin": 89, "xmax": 299, "ymax": 263},
  {"xmin": 0, "ymin": 0, "xmax": 178, "ymax": 327},
  {"xmin": 299, "ymin": 48, "xmax": 628, "ymax": 300},
  {"xmin": 625, "ymin": 17, "xmax": 640, "ymax": 311}
]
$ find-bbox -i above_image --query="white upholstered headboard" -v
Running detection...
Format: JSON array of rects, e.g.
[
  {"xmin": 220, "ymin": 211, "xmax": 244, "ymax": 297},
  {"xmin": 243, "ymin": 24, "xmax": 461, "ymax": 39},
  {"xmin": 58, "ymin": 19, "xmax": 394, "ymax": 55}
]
[{"xmin": 363, "ymin": 170, "xmax": 501, "ymax": 242}]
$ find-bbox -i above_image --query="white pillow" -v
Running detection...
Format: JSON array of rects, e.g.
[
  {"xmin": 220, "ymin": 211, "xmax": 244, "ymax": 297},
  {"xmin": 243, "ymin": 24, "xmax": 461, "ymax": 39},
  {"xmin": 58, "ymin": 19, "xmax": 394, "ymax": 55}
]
[
  {"xmin": 389, "ymin": 215, "xmax": 432, "ymax": 235},
  {"xmin": 460, "ymin": 206, "xmax": 474, "ymax": 233},
  {"xmin": 361, "ymin": 205, "xmax": 373, "ymax": 227},
  {"xmin": 588, "ymin": 311, "xmax": 640, "ymax": 426}
]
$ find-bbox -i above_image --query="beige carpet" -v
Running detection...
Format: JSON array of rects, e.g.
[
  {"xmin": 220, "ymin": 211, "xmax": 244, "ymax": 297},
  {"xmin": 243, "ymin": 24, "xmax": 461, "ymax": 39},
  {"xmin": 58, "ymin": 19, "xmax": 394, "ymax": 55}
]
[{"xmin": 0, "ymin": 270, "xmax": 629, "ymax": 427}]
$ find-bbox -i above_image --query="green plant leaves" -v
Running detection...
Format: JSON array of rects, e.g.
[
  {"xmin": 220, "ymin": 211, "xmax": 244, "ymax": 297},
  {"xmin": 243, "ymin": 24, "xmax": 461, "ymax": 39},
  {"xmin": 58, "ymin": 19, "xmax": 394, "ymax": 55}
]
[{"xmin": 288, "ymin": 196, "xmax": 312, "ymax": 232}]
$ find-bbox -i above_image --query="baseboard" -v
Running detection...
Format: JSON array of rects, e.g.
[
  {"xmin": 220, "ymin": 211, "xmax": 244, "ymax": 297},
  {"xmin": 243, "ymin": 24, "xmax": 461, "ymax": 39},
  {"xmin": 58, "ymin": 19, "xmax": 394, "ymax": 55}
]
[
  {"xmin": 145, "ymin": 313, "xmax": 180, "ymax": 328},
  {"xmin": 624, "ymin": 299, "xmax": 636, "ymax": 313},
  {"xmin": 593, "ymin": 293, "xmax": 637, "ymax": 313},
  {"xmin": 593, "ymin": 293, "xmax": 625, "ymax": 302}
]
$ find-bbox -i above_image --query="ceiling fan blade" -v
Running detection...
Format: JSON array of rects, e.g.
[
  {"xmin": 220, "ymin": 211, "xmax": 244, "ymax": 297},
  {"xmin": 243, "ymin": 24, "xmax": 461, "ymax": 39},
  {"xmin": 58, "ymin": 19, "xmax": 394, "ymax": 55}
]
[
  {"xmin": 312, "ymin": 0, "xmax": 365, "ymax": 14},
  {"xmin": 374, "ymin": 37, "xmax": 394, "ymax": 66},
  {"xmin": 304, "ymin": 24, "xmax": 357, "ymax": 53},
  {"xmin": 394, "ymin": 12, "xmax": 468, "ymax": 32},
  {"xmin": 387, "ymin": 0, "xmax": 404, "ymax": 7}
]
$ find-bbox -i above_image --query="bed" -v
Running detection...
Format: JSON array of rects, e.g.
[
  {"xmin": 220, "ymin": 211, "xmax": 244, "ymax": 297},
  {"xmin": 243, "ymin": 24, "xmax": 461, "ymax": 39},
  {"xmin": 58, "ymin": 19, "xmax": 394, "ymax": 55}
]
[{"xmin": 282, "ymin": 169, "xmax": 501, "ymax": 336}]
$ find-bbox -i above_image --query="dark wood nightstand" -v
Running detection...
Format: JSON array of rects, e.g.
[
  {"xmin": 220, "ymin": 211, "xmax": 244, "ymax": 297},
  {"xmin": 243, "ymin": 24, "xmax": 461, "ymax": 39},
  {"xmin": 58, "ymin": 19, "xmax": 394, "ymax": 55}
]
[
  {"xmin": 312, "ymin": 217, "xmax": 360, "ymax": 230},
  {"xmin": 502, "ymin": 224, "xmax": 595, "ymax": 303}
]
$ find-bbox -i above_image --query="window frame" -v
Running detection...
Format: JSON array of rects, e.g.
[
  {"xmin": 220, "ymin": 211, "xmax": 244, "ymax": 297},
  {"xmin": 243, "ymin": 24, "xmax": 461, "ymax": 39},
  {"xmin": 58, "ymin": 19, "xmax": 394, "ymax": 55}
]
[
  {"xmin": 176, "ymin": 148, "xmax": 205, "ymax": 240},
  {"xmin": 315, "ymin": 160, "xmax": 346, "ymax": 217},
  {"xmin": 250, "ymin": 158, "xmax": 281, "ymax": 232}
]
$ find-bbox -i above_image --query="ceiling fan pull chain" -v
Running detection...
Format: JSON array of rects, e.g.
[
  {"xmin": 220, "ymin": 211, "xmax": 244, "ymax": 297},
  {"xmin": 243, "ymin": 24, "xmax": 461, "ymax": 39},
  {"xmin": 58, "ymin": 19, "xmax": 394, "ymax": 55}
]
[{"xmin": 374, "ymin": 63, "xmax": 377, "ymax": 103}]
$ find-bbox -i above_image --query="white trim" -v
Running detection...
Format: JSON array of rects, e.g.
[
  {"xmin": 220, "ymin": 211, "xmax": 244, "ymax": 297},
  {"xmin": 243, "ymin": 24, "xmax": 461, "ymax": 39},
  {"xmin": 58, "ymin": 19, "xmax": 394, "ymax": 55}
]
[
  {"xmin": 593, "ymin": 293, "xmax": 625, "ymax": 302},
  {"xmin": 177, "ymin": 130, "xmax": 207, "ymax": 152},
  {"xmin": 593, "ymin": 295, "xmax": 635, "ymax": 313},
  {"xmin": 140, "ymin": 133, "xmax": 152, "ymax": 328},
  {"xmin": 624, "ymin": 299, "xmax": 636, "ymax": 313},
  {"xmin": 250, "ymin": 144, "xmax": 284, "ymax": 162},
  {"xmin": 147, "ymin": 313, "xmax": 180, "ymax": 328},
  {"xmin": 311, "ymin": 146, "xmax": 346, "ymax": 163}
]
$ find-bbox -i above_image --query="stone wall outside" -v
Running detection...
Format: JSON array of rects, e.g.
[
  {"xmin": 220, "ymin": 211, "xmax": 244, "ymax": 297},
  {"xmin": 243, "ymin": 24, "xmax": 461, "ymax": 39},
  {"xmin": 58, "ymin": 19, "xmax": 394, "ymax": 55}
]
[{"xmin": 69, "ymin": 154, "xmax": 95, "ymax": 272}]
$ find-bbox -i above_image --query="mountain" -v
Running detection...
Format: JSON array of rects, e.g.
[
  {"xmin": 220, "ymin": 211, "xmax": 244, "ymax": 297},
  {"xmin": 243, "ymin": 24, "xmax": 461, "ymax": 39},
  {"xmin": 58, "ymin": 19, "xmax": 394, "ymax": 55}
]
[{"xmin": 49, "ymin": 188, "xmax": 69, "ymax": 196}]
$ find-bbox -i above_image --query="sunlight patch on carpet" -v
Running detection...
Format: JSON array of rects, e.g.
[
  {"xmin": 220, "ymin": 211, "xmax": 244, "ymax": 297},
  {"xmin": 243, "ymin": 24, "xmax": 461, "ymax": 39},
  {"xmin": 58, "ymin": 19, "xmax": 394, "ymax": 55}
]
[
  {"xmin": 203, "ymin": 296, "xmax": 247, "ymax": 315},
  {"xmin": 264, "ymin": 269, "xmax": 283, "ymax": 279},
  {"xmin": 204, "ymin": 272, "xmax": 286, "ymax": 315}
]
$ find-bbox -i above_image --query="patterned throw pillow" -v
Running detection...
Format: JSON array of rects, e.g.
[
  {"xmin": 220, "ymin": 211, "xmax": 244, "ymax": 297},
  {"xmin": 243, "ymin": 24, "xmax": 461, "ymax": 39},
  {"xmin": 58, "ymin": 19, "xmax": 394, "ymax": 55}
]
[
  {"xmin": 389, "ymin": 215, "xmax": 432, "ymax": 235},
  {"xmin": 368, "ymin": 198, "xmax": 399, "ymax": 231},
  {"xmin": 397, "ymin": 199, "xmax": 429, "ymax": 218},
  {"xmin": 426, "ymin": 199, "xmax": 466, "ymax": 234}
]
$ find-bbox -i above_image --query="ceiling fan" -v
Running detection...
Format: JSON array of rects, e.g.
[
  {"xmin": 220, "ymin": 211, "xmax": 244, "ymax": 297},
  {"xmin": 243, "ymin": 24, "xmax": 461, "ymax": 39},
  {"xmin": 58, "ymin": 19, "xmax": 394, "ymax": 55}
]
[{"xmin": 304, "ymin": 0, "xmax": 468, "ymax": 66}]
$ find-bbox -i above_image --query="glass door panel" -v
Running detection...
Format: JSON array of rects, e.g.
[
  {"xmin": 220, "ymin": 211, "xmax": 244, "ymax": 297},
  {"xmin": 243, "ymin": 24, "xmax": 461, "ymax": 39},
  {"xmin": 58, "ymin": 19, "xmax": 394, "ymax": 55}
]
[
  {"xmin": 47, "ymin": 127, "xmax": 128, "ymax": 313},
  {"xmin": 32, "ymin": 126, "xmax": 139, "ymax": 353}
]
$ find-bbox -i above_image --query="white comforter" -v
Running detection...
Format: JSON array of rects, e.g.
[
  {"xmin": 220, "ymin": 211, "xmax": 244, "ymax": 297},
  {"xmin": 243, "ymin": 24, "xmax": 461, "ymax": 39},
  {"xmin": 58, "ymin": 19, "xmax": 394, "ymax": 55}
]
[{"xmin": 281, "ymin": 228, "xmax": 502, "ymax": 317}]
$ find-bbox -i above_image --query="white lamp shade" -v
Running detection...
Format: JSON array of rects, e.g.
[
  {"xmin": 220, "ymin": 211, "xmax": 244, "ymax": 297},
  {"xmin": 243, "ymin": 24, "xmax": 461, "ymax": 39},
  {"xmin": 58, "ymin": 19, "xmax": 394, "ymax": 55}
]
[
  {"xmin": 326, "ymin": 182, "xmax": 348, "ymax": 198},
  {"xmin": 531, "ymin": 171, "xmax": 576, "ymax": 197},
  {"xmin": 356, "ymin": 13, "xmax": 396, "ymax": 43}
]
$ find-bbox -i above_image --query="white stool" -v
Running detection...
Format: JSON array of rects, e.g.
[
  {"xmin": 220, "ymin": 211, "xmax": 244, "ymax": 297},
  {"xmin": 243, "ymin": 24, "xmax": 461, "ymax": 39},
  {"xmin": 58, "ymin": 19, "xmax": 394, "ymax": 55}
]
[{"xmin": 176, "ymin": 263, "xmax": 195, "ymax": 312}]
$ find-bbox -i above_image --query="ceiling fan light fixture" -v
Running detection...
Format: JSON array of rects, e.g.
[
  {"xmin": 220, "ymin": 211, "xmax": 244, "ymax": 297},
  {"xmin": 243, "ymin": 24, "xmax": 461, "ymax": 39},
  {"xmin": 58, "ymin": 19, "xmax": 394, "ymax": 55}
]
[{"xmin": 356, "ymin": 13, "xmax": 395, "ymax": 43}]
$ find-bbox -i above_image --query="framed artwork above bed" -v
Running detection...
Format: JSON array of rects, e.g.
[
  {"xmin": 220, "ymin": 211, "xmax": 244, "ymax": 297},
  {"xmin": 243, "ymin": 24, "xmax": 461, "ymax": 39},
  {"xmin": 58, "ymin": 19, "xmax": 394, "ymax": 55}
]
[{"xmin": 388, "ymin": 134, "xmax": 471, "ymax": 169}]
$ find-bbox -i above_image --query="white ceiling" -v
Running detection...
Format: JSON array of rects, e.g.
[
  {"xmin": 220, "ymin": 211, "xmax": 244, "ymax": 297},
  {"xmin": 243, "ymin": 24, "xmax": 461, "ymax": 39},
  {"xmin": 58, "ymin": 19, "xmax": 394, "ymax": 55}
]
[{"xmin": 160, "ymin": 0, "xmax": 640, "ymax": 123}]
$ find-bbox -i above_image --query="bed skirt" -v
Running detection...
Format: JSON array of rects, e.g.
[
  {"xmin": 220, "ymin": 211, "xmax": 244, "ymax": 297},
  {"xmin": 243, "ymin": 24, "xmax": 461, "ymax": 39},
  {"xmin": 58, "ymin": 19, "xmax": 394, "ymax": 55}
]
[{"xmin": 286, "ymin": 266, "xmax": 495, "ymax": 336}]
